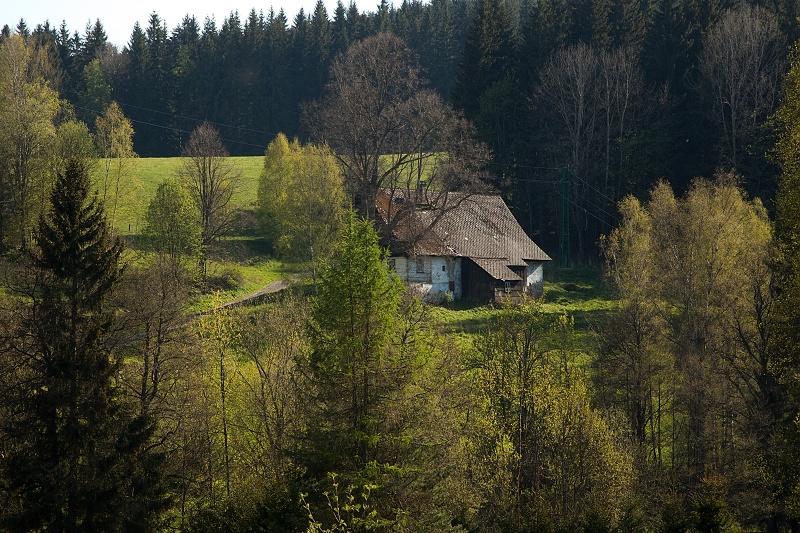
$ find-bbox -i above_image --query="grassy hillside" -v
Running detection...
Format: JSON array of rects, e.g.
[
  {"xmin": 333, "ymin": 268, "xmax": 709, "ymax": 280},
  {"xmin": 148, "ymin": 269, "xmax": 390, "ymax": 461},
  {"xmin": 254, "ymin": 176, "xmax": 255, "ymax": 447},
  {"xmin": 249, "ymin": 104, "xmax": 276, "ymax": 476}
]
[
  {"xmin": 94, "ymin": 156, "xmax": 265, "ymax": 236},
  {"xmin": 95, "ymin": 156, "xmax": 614, "ymax": 326},
  {"xmin": 92, "ymin": 155, "xmax": 290, "ymax": 313}
]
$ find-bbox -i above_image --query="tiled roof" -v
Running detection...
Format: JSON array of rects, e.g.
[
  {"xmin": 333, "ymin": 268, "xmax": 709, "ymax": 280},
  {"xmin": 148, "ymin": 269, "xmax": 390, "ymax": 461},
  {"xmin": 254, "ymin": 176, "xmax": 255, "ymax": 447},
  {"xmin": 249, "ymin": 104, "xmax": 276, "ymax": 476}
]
[
  {"xmin": 471, "ymin": 258, "xmax": 524, "ymax": 281},
  {"xmin": 379, "ymin": 189, "xmax": 551, "ymax": 280}
]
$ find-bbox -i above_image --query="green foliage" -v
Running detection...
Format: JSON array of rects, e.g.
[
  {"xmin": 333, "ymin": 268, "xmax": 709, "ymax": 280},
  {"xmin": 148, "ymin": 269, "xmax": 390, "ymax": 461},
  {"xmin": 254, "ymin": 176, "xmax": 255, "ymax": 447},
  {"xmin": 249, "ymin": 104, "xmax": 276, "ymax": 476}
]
[
  {"xmin": 91, "ymin": 155, "xmax": 262, "ymax": 237},
  {"xmin": 7, "ymin": 6, "xmax": 800, "ymax": 526},
  {"xmin": 95, "ymin": 101, "xmax": 138, "ymax": 229},
  {"xmin": 143, "ymin": 178, "xmax": 201, "ymax": 262},
  {"xmin": 451, "ymin": 0, "xmax": 516, "ymax": 119},
  {"xmin": 689, "ymin": 473, "xmax": 743, "ymax": 533},
  {"xmin": 0, "ymin": 34, "xmax": 60, "ymax": 250},
  {"xmin": 299, "ymin": 212, "xmax": 450, "ymax": 528},
  {"xmin": 599, "ymin": 174, "xmax": 777, "ymax": 526},
  {"xmin": 0, "ymin": 158, "xmax": 163, "ymax": 530},
  {"xmin": 258, "ymin": 133, "xmax": 346, "ymax": 264},
  {"xmin": 302, "ymin": 473, "xmax": 396, "ymax": 532},
  {"xmin": 304, "ymin": 212, "xmax": 405, "ymax": 470},
  {"xmin": 467, "ymin": 298, "xmax": 633, "ymax": 531},
  {"xmin": 772, "ymin": 38, "xmax": 800, "ymax": 524},
  {"xmin": 54, "ymin": 119, "xmax": 96, "ymax": 173},
  {"xmin": 78, "ymin": 58, "xmax": 111, "ymax": 125}
]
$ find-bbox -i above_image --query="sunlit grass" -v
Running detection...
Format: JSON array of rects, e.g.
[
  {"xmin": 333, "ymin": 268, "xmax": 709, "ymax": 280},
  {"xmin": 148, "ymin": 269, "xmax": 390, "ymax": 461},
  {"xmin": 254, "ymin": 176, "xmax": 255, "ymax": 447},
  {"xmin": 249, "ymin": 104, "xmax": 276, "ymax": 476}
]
[
  {"xmin": 92, "ymin": 156, "xmax": 264, "ymax": 236},
  {"xmin": 85, "ymin": 155, "xmax": 284, "ymax": 313},
  {"xmin": 428, "ymin": 265, "xmax": 616, "ymax": 357},
  {"xmin": 188, "ymin": 258, "xmax": 294, "ymax": 314}
]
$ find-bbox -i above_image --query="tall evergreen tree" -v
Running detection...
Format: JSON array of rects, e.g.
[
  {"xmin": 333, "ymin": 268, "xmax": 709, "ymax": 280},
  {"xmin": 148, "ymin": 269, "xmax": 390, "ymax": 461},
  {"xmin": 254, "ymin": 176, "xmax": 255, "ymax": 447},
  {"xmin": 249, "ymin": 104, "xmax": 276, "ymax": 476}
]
[
  {"xmin": 141, "ymin": 14, "xmax": 171, "ymax": 155},
  {"xmin": 451, "ymin": 0, "xmax": 517, "ymax": 119},
  {"xmin": 302, "ymin": 212, "xmax": 405, "ymax": 476},
  {"xmin": 79, "ymin": 19, "xmax": 107, "ymax": 71},
  {"xmin": 451, "ymin": 0, "xmax": 520, "ymax": 204},
  {"xmin": 218, "ymin": 12, "xmax": 245, "ymax": 151},
  {"xmin": 290, "ymin": 9, "xmax": 312, "ymax": 111},
  {"xmin": 0, "ymin": 158, "xmax": 162, "ymax": 530},
  {"xmin": 309, "ymin": 0, "xmax": 333, "ymax": 93},
  {"xmin": 421, "ymin": 0, "xmax": 459, "ymax": 97},
  {"xmin": 332, "ymin": 1, "xmax": 350, "ymax": 55},
  {"xmin": 264, "ymin": 9, "xmax": 293, "ymax": 136},
  {"xmin": 346, "ymin": 1, "xmax": 367, "ymax": 43}
]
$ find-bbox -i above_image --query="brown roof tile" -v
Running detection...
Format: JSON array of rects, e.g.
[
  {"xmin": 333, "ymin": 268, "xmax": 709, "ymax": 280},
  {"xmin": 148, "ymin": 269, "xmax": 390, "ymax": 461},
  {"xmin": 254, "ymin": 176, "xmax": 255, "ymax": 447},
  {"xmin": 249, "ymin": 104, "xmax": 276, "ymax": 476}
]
[{"xmin": 379, "ymin": 190, "xmax": 551, "ymax": 275}]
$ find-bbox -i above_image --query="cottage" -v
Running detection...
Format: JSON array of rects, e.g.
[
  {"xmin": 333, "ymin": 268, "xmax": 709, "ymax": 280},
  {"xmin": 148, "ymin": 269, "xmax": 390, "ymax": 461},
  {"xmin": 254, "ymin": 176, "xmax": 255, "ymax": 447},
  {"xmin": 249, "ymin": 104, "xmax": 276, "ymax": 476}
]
[{"xmin": 378, "ymin": 190, "xmax": 551, "ymax": 303}]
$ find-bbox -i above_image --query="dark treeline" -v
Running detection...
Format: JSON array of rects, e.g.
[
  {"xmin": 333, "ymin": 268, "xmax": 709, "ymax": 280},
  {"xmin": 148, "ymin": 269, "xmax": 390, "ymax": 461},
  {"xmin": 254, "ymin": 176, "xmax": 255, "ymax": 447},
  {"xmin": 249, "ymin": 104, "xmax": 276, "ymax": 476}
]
[
  {"xmin": 1, "ymin": 1, "xmax": 472, "ymax": 158},
  {"xmin": 5, "ymin": 0, "xmax": 799, "ymax": 260}
]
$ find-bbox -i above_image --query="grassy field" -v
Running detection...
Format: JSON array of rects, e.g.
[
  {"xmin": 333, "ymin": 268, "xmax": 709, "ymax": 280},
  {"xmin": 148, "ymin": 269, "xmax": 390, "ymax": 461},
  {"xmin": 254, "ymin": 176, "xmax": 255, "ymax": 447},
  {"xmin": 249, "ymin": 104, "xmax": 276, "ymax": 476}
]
[
  {"xmin": 91, "ymin": 156, "xmax": 617, "ymax": 332},
  {"xmin": 93, "ymin": 155, "xmax": 296, "ymax": 313},
  {"xmin": 95, "ymin": 156, "xmax": 265, "ymax": 237},
  {"xmin": 428, "ymin": 265, "xmax": 616, "ymax": 355}
]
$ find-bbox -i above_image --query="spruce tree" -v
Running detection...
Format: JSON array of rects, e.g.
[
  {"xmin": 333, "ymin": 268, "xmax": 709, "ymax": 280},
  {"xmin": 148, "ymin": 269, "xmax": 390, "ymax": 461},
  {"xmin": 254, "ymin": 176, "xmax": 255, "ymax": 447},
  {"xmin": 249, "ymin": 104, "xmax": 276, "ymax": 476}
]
[
  {"xmin": 0, "ymin": 158, "xmax": 162, "ymax": 531},
  {"xmin": 451, "ymin": 0, "xmax": 517, "ymax": 119},
  {"xmin": 303, "ymin": 212, "xmax": 405, "ymax": 476}
]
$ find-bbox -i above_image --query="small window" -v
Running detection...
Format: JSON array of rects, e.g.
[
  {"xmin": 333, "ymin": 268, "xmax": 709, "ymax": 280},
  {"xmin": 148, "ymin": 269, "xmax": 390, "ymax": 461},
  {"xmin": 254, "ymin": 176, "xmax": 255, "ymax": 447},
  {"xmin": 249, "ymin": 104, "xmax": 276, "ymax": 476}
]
[
  {"xmin": 504, "ymin": 281, "xmax": 512, "ymax": 293},
  {"xmin": 387, "ymin": 258, "xmax": 396, "ymax": 271},
  {"xmin": 416, "ymin": 259, "xmax": 425, "ymax": 273},
  {"xmin": 442, "ymin": 265, "xmax": 446, "ymax": 272}
]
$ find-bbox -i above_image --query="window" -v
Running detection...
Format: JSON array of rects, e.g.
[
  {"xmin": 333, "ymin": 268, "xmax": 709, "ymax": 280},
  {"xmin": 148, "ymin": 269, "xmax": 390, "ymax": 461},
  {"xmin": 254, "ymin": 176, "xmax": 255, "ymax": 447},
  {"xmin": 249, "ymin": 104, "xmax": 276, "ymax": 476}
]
[
  {"xmin": 504, "ymin": 281, "xmax": 512, "ymax": 293},
  {"xmin": 416, "ymin": 259, "xmax": 425, "ymax": 273},
  {"xmin": 387, "ymin": 258, "xmax": 396, "ymax": 271}
]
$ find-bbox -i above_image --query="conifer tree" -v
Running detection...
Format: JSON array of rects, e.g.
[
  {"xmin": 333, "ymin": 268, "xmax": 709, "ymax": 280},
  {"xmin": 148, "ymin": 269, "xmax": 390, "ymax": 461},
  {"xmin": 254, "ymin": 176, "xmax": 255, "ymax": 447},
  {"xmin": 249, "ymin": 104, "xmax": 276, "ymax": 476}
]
[
  {"xmin": 0, "ymin": 158, "xmax": 164, "ymax": 531},
  {"xmin": 303, "ymin": 212, "xmax": 405, "ymax": 474},
  {"xmin": 451, "ymin": 0, "xmax": 517, "ymax": 119}
]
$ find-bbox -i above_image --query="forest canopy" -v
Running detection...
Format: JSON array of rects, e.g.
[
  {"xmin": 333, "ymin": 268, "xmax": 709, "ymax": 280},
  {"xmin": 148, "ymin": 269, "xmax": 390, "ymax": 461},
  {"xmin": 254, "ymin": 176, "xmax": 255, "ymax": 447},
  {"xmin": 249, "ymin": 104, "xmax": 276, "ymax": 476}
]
[
  {"xmin": 4, "ymin": 0, "xmax": 796, "ymax": 257},
  {"xmin": 4, "ymin": 0, "xmax": 800, "ymax": 530}
]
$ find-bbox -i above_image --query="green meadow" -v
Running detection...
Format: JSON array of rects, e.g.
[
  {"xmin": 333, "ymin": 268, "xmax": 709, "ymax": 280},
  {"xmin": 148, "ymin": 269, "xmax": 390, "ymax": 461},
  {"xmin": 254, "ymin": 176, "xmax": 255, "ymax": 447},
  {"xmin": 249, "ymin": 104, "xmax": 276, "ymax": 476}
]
[
  {"xmin": 94, "ymin": 155, "xmax": 295, "ymax": 310},
  {"xmin": 428, "ymin": 265, "xmax": 615, "ymax": 353},
  {"xmin": 95, "ymin": 156, "xmax": 265, "ymax": 236},
  {"xmin": 96, "ymin": 155, "xmax": 615, "ymax": 340}
]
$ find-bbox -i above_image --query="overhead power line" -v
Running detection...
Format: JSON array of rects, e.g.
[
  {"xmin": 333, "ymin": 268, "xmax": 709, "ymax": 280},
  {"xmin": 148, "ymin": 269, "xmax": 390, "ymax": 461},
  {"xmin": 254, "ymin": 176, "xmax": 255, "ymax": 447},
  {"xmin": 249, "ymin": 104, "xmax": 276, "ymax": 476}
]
[
  {"xmin": 113, "ymin": 100, "xmax": 282, "ymax": 139},
  {"xmin": 72, "ymin": 104, "xmax": 269, "ymax": 151}
]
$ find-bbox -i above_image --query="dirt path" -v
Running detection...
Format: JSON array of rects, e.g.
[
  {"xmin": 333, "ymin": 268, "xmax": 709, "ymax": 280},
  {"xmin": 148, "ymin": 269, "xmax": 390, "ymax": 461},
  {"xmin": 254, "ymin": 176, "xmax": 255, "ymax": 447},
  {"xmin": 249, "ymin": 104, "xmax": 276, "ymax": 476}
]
[{"xmin": 220, "ymin": 278, "xmax": 292, "ymax": 308}]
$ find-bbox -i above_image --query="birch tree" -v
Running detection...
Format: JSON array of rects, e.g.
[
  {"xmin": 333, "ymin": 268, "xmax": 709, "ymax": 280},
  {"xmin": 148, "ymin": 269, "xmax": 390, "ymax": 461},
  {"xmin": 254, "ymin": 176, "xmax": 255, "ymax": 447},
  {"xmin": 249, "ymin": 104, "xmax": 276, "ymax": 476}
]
[
  {"xmin": 95, "ymin": 101, "xmax": 138, "ymax": 229},
  {"xmin": 257, "ymin": 133, "xmax": 346, "ymax": 275},
  {"xmin": 0, "ymin": 34, "xmax": 59, "ymax": 250}
]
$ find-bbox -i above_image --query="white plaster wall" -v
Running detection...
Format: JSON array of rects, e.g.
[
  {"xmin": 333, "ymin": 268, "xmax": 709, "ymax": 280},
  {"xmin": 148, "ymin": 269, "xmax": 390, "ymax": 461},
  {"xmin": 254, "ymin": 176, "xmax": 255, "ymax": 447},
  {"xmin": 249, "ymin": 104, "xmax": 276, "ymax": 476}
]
[
  {"xmin": 390, "ymin": 256, "xmax": 408, "ymax": 279},
  {"xmin": 406, "ymin": 256, "xmax": 430, "ymax": 283},
  {"xmin": 391, "ymin": 256, "xmax": 462, "ymax": 302},
  {"xmin": 525, "ymin": 261, "xmax": 545, "ymax": 297}
]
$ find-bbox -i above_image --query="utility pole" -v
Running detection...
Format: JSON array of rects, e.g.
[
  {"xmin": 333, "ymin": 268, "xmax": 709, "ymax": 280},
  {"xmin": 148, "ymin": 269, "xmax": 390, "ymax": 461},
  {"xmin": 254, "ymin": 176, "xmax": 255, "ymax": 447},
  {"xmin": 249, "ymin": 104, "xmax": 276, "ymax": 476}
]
[{"xmin": 559, "ymin": 167, "xmax": 571, "ymax": 268}]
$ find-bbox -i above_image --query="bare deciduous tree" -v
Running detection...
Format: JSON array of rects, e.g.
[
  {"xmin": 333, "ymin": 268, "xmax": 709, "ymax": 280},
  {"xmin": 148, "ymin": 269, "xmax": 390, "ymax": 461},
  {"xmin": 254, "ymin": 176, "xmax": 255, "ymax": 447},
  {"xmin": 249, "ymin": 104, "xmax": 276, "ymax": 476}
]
[
  {"xmin": 698, "ymin": 5, "xmax": 785, "ymax": 170},
  {"xmin": 305, "ymin": 32, "xmax": 491, "ymax": 246},
  {"xmin": 599, "ymin": 47, "xmax": 644, "ymax": 205},
  {"xmin": 537, "ymin": 43, "xmax": 646, "ymax": 261},
  {"xmin": 537, "ymin": 43, "xmax": 601, "ymax": 261},
  {"xmin": 180, "ymin": 122, "xmax": 240, "ymax": 276}
]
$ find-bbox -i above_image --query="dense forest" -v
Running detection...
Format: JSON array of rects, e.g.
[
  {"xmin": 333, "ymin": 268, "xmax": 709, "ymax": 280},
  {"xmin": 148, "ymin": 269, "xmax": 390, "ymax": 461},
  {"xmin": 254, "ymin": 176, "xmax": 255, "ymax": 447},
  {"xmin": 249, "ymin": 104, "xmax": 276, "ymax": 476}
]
[
  {"xmin": 5, "ymin": 0, "xmax": 800, "ymax": 530},
  {"xmin": 5, "ymin": 0, "xmax": 797, "ymax": 257}
]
